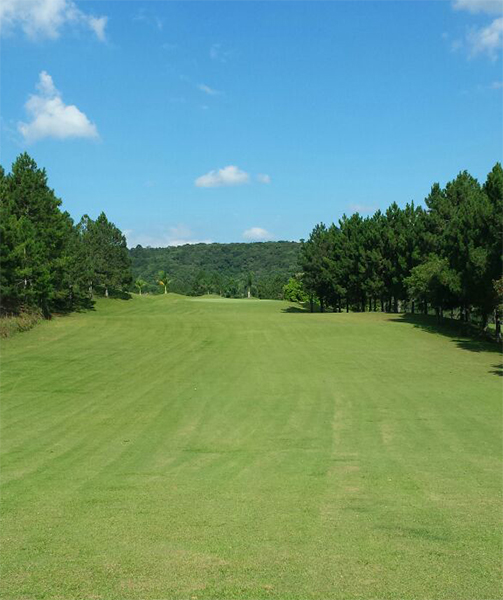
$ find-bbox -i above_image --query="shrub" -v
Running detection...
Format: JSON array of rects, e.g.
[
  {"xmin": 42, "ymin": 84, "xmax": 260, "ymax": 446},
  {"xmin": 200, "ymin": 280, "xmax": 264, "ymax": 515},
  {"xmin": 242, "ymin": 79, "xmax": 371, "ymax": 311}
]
[{"xmin": 0, "ymin": 309, "xmax": 43, "ymax": 339}]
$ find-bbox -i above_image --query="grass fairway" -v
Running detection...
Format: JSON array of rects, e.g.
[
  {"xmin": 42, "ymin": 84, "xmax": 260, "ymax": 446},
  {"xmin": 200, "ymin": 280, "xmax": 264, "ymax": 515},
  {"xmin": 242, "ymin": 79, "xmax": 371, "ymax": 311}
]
[{"xmin": 1, "ymin": 295, "xmax": 501, "ymax": 600}]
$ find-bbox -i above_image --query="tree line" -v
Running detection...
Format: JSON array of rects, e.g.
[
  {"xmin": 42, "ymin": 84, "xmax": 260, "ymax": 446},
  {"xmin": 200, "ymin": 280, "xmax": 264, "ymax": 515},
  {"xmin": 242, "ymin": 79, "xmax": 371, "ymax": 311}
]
[
  {"xmin": 0, "ymin": 154, "xmax": 132, "ymax": 317},
  {"xmin": 130, "ymin": 242, "xmax": 300, "ymax": 299},
  {"xmin": 295, "ymin": 164, "xmax": 503, "ymax": 338},
  {"xmin": 2, "ymin": 152, "xmax": 501, "ymax": 339}
]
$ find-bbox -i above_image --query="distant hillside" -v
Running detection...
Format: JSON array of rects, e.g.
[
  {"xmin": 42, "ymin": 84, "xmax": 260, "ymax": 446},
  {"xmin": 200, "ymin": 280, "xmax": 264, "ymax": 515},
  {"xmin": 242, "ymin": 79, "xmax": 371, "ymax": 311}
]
[{"xmin": 130, "ymin": 241, "xmax": 301, "ymax": 298}]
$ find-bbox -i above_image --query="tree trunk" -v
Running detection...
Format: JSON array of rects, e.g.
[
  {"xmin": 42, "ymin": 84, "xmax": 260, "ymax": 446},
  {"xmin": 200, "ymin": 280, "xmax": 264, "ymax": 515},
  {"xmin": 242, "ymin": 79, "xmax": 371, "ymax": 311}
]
[
  {"xmin": 495, "ymin": 310, "xmax": 501, "ymax": 343},
  {"xmin": 411, "ymin": 300, "xmax": 415, "ymax": 315},
  {"xmin": 247, "ymin": 287, "xmax": 251, "ymax": 299},
  {"xmin": 423, "ymin": 301, "xmax": 428, "ymax": 315},
  {"xmin": 105, "ymin": 287, "xmax": 109, "ymax": 298},
  {"xmin": 320, "ymin": 298, "xmax": 324, "ymax": 313},
  {"xmin": 346, "ymin": 298, "xmax": 349, "ymax": 313},
  {"xmin": 310, "ymin": 296, "xmax": 314, "ymax": 313},
  {"xmin": 164, "ymin": 286, "xmax": 167, "ymax": 294}
]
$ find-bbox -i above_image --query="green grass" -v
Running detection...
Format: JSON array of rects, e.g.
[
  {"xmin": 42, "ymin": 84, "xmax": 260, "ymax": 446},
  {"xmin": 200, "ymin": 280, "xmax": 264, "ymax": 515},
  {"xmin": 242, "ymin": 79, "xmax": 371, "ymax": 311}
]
[{"xmin": 1, "ymin": 295, "xmax": 501, "ymax": 600}]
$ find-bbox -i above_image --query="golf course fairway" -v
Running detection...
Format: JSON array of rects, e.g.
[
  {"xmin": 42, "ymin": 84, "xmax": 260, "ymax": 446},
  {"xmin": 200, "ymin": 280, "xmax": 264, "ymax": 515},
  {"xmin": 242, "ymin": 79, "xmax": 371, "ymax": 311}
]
[{"xmin": 1, "ymin": 295, "xmax": 501, "ymax": 599}]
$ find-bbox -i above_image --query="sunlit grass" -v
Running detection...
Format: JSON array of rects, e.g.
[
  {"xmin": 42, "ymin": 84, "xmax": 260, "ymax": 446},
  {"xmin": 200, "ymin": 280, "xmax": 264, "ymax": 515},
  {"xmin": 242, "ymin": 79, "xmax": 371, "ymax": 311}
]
[{"xmin": 1, "ymin": 295, "xmax": 501, "ymax": 599}]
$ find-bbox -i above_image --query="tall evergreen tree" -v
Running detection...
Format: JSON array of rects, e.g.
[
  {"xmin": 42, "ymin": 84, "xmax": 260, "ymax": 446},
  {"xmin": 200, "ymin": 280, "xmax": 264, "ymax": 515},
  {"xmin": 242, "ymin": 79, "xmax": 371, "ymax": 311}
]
[{"xmin": 0, "ymin": 154, "xmax": 75, "ymax": 315}]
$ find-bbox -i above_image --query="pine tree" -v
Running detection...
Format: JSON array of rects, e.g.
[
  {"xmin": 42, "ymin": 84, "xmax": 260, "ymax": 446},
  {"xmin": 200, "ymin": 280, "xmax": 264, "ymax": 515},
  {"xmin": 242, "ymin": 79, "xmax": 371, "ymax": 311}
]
[{"xmin": 0, "ymin": 154, "xmax": 74, "ymax": 315}]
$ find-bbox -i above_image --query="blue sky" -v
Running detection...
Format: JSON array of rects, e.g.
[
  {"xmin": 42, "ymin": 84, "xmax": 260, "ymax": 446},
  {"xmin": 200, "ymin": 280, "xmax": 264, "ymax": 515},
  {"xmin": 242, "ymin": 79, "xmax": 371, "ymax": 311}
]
[{"xmin": 1, "ymin": 0, "xmax": 502, "ymax": 247}]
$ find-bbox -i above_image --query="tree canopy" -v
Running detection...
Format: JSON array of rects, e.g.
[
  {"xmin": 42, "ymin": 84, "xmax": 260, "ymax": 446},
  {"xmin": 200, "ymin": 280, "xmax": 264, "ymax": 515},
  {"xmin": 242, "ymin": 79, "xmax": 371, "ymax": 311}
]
[
  {"xmin": 0, "ymin": 154, "xmax": 132, "ymax": 316},
  {"xmin": 129, "ymin": 242, "xmax": 300, "ymax": 299},
  {"xmin": 299, "ymin": 163, "xmax": 503, "ymax": 334}
]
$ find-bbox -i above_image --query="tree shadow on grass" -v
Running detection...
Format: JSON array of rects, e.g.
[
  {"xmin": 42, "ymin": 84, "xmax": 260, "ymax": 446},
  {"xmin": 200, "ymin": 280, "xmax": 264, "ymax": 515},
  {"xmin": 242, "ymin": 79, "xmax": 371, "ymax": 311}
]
[
  {"xmin": 282, "ymin": 302, "xmax": 327, "ymax": 313},
  {"xmin": 108, "ymin": 290, "xmax": 132, "ymax": 300},
  {"xmin": 52, "ymin": 298, "xmax": 96, "ymax": 317},
  {"xmin": 490, "ymin": 363, "xmax": 503, "ymax": 377},
  {"xmin": 282, "ymin": 305, "xmax": 311, "ymax": 314},
  {"xmin": 389, "ymin": 314, "xmax": 502, "ymax": 374}
]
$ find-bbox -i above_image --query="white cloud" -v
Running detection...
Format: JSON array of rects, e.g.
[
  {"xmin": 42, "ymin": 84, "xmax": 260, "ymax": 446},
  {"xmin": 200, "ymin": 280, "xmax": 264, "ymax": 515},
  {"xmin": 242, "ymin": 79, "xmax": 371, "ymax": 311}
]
[
  {"xmin": 452, "ymin": 0, "xmax": 503, "ymax": 14},
  {"xmin": 243, "ymin": 227, "xmax": 274, "ymax": 241},
  {"xmin": 195, "ymin": 165, "xmax": 250, "ymax": 188},
  {"xmin": 198, "ymin": 83, "xmax": 221, "ymax": 96},
  {"xmin": 256, "ymin": 173, "xmax": 271, "ymax": 184},
  {"xmin": 450, "ymin": 0, "xmax": 503, "ymax": 59},
  {"xmin": 125, "ymin": 225, "xmax": 212, "ymax": 248},
  {"xmin": 0, "ymin": 0, "xmax": 107, "ymax": 41},
  {"xmin": 491, "ymin": 80, "xmax": 503, "ymax": 87},
  {"xmin": 348, "ymin": 203, "xmax": 376, "ymax": 214},
  {"xmin": 88, "ymin": 15, "xmax": 107, "ymax": 41},
  {"xmin": 18, "ymin": 71, "xmax": 99, "ymax": 143},
  {"xmin": 467, "ymin": 16, "xmax": 503, "ymax": 58}
]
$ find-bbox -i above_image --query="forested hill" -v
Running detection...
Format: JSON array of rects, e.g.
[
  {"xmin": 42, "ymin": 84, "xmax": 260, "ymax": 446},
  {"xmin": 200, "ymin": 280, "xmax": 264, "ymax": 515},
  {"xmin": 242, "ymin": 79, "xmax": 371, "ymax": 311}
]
[{"xmin": 130, "ymin": 241, "xmax": 301, "ymax": 298}]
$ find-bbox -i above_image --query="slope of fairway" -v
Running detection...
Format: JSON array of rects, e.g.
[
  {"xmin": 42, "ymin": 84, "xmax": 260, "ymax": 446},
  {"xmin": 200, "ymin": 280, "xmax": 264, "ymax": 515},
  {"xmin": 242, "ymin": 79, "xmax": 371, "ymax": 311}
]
[{"xmin": 1, "ymin": 295, "xmax": 501, "ymax": 599}]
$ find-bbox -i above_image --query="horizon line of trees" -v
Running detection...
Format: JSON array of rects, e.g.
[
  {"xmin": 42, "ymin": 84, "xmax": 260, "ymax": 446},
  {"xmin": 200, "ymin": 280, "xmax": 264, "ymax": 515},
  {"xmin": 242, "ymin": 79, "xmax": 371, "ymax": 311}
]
[
  {"xmin": 0, "ymin": 153, "xmax": 132, "ymax": 317},
  {"xmin": 134, "ymin": 267, "xmax": 291, "ymax": 300},
  {"xmin": 129, "ymin": 242, "xmax": 300, "ymax": 299},
  {"xmin": 295, "ymin": 163, "xmax": 502, "ymax": 339},
  {"xmin": 2, "ymin": 152, "xmax": 501, "ymax": 339}
]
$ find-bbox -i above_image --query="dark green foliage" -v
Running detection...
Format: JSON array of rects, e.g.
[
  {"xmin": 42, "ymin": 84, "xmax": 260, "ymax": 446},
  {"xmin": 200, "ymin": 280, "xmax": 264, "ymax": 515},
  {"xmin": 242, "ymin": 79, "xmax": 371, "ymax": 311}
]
[
  {"xmin": 0, "ymin": 153, "xmax": 81, "ymax": 315},
  {"xmin": 301, "ymin": 164, "xmax": 503, "ymax": 335},
  {"xmin": 129, "ymin": 242, "xmax": 300, "ymax": 299},
  {"xmin": 0, "ymin": 154, "xmax": 132, "ymax": 317},
  {"xmin": 80, "ymin": 212, "xmax": 132, "ymax": 297}
]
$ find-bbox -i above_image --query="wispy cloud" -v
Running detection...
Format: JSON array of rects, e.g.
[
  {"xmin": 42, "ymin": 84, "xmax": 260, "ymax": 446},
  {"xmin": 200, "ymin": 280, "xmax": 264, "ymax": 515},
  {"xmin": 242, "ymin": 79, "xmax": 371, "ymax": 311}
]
[
  {"xmin": 210, "ymin": 43, "xmax": 234, "ymax": 63},
  {"xmin": 348, "ymin": 203, "xmax": 376, "ymax": 215},
  {"xmin": 0, "ymin": 0, "xmax": 108, "ymax": 41},
  {"xmin": 256, "ymin": 173, "xmax": 271, "ymax": 184},
  {"xmin": 467, "ymin": 16, "xmax": 503, "ymax": 58},
  {"xmin": 195, "ymin": 165, "xmax": 250, "ymax": 188},
  {"xmin": 452, "ymin": 0, "xmax": 502, "ymax": 14},
  {"xmin": 210, "ymin": 43, "xmax": 221, "ymax": 60},
  {"xmin": 198, "ymin": 83, "xmax": 221, "ymax": 96},
  {"xmin": 242, "ymin": 227, "xmax": 274, "ymax": 241},
  {"xmin": 451, "ymin": 0, "xmax": 503, "ymax": 59},
  {"xmin": 125, "ymin": 224, "xmax": 212, "ymax": 248},
  {"xmin": 133, "ymin": 9, "xmax": 163, "ymax": 31},
  {"xmin": 18, "ymin": 71, "xmax": 99, "ymax": 143},
  {"xmin": 88, "ymin": 15, "xmax": 107, "ymax": 41}
]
